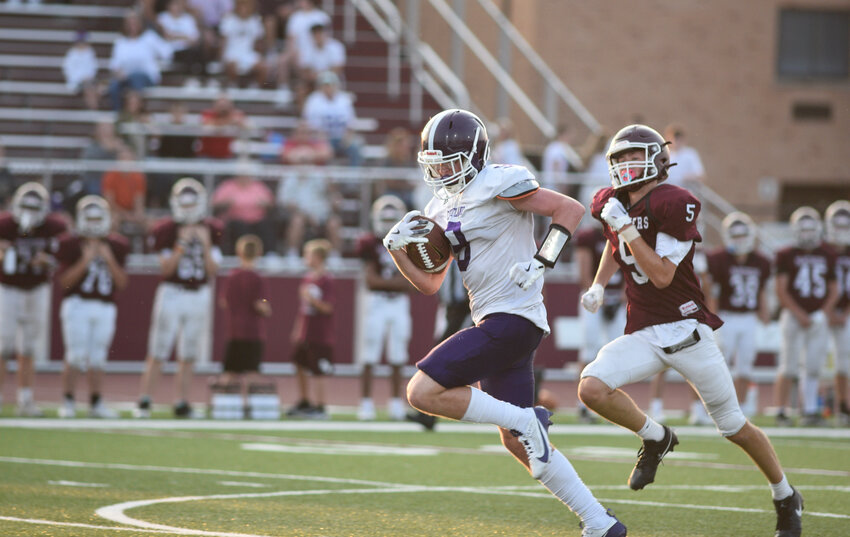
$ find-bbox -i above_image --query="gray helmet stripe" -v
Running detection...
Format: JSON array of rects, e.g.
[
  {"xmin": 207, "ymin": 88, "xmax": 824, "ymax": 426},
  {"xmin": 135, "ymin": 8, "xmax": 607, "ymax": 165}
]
[{"xmin": 427, "ymin": 109, "xmax": 452, "ymax": 151}]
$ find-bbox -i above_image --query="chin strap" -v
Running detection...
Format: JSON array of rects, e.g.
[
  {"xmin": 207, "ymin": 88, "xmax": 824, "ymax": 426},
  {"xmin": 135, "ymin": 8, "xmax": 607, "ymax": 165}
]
[{"xmin": 534, "ymin": 223, "xmax": 572, "ymax": 268}]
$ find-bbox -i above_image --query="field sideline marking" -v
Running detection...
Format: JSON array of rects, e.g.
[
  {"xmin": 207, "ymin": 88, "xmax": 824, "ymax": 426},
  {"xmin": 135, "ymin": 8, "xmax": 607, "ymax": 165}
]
[
  {"xmin": 0, "ymin": 515, "xmax": 217, "ymax": 535},
  {"xmin": 2, "ymin": 417, "xmax": 850, "ymax": 439}
]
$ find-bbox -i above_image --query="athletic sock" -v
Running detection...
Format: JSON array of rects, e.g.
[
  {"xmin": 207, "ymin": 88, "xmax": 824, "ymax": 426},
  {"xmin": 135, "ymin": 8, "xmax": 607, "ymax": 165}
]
[
  {"xmin": 801, "ymin": 376, "xmax": 820, "ymax": 414},
  {"xmin": 636, "ymin": 415, "xmax": 666, "ymax": 441},
  {"xmin": 461, "ymin": 387, "xmax": 529, "ymax": 431},
  {"xmin": 90, "ymin": 393, "xmax": 101, "ymax": 406},
  {"xmin": 64, "ymin": 392, "xmax": 74, "ymax": 402},
  {"xmin": 538, "ymin": 449, "xmax": 610, "ymax": 529},
  {"xmin": 769, "ymin": 474, "xmax": 794, "ymax": 500},
  {"xmin": 17, "ymin": 387, "xmax": 33, "ymax": 405}
]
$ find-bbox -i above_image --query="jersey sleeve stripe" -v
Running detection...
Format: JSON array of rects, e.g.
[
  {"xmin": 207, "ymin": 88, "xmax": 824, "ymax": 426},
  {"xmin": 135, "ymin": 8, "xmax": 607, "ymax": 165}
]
[{"xmin": 497, "ymin": 186, "xmax": 539, "ymax": 200}]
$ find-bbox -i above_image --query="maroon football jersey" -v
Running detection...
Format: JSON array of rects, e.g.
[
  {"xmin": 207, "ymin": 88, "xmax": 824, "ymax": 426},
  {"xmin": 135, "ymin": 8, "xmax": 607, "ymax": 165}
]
[
  {"xmin": 56, "ymin": 233, "xmax": 129, "ymax": 302},
  {"xmin": 296, "ymin": 272, "xmax": 334, "ymax": 345},
  {"xmin": 574, "ymin": 226, "xmax": 624, "ymax": 305},
  {"xmin": 223, "ymin": 267, "xmax": 269, "ymax": 340},
  {"xmin": 706, "ymin": 248, "xmax": 772, "ymax": 312},
  {"xmin": 775, "ymin": 244, "xmax": 837, "ymax": 313},
  {"xmin": 830, "ymin": 246, "xmax": 850, "ymax": 310},
  {"xmin": 356, "ymin": 233, "xmax": 404, "ymax": 293},
  {"xmin": 591, "ymin": 184, "xmax": 723, "ymax": 333},
  {"xmin": 148, "ymin": 217, "xmax": 224, "ymax": 288},
  {"xmin": 0, "ymin": 212, "xmax": 67, "ymax": 289}
]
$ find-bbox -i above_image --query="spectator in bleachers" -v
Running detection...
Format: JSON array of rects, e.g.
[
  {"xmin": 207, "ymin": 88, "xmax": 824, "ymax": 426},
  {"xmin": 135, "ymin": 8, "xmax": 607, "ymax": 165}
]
[
  {"xmin": 150, "ymin": 103, "xmax": 196, "ymax": 208},
  {"xmin": 258, "ymin": 0, "xmax": 295, "ymax": 59},
  {"xmin": 108, "ymin": 11, "xmax": 171, "ymax": 111},
  {"xmin": 489, "ymin": 117, "xmax": 525, "ymax": 166},
  {"xmin": 197, "ymin": 93, "xmax": 246, "ymax": 159},
  {"xmin": 0, "ymin": 144, "xmax": 19, "ymax": 209},
  {"xmin": 186, "ymin": 0, "xmax": 233, "ymax": 86},
  {"xmin": 279, "ymin": 119, "xmax": 333, "ymax": 165},
  {"xmin": 220, "ymin": 0, "xmax": 268, "ymax": 88},
  {"xmin": 116, "ymin": 91, "xmax": 153, "ymax": 157},
  {"xmin": 211, "ymin": 163, "xmax": 275, "ymax": 254},
  {"xmin": 286, "ymin": 0, "xmax": 330, "ymax": 68},
  {"xmin": 101, "ymin": 145, "xmax": 147, "ymax": 249},
  {"xmin": 80, "ymin": 122, "xmax": 123, "ymax": 196},
  {"xmin": 541, "ymin": 124, "xmax": 573, "ymax": 191},
  {"xmin": 158, "ymin": 0, "xmax": 207, "ymax": 85},
  {"xmin": 373, "ymin": 127, "xmax": 416, "ymax": 208},
  {"xmin": 663, "ymin": 123, "xmax": 706, "ymax": 189},
  {"xmin": 295, "ymin": 23, "xmax": 345, "ymax": 109},
  {"xmin": 62, "ymin": 30, "xmax": 100, "ymax": 110},
  {"xmin": 302, "ymin": 71, "xmax": 363, "ymax": 166},
  {"xmin": 277, "ymin": 171, "xmax": 342, "ymax": 261}
]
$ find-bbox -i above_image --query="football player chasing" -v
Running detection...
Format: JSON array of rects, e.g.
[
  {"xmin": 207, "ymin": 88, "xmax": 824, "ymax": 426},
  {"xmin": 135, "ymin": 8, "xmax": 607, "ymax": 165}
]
[
  {"xmin": 0, "ymin": 182, "xmax": 67, "ymax": 416},
  {"xmin": 385, "ymin": 109, "xmax": 626, "ymax": 537},
  {"xmin": 577, "ymin": 124, "xmax": 802, "ymax": 537},
  {"xmin": 136, "ymin": 178, "xmax": 223, "ymax": 418},
  {"xmin": 56, "ymin": 196, "xmax": 128, "ymax": 418}
]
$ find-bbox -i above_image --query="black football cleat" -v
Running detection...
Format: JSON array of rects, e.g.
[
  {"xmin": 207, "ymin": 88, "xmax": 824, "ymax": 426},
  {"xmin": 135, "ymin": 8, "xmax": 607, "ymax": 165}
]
[
  {"xmin": 774, "ymin": 487, "xmax": 803, "ymax": 537},
  {"xmin": 628, "ymin": 425, "xmax": 678, "ymax": 490},
  {"xmin": 406, "ymin": 410, "xmax": 437, "ymax": 431},
  {"xmin": 174, "ymin": 401, "xmax": 192, "ymax": 418}
]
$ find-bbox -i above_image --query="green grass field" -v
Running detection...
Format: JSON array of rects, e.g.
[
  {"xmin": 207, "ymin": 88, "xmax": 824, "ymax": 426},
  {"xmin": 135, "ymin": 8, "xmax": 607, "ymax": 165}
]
[{"xmin": 0, "ymin": 414, "xmax": 848, "ymax": 537}]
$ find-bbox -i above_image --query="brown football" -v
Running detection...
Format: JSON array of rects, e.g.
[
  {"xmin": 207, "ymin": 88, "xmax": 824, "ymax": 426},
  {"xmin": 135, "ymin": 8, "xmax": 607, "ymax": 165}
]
[{"xmin": 405, "ymin": 216, "xmax": 452, "ymax": 273}]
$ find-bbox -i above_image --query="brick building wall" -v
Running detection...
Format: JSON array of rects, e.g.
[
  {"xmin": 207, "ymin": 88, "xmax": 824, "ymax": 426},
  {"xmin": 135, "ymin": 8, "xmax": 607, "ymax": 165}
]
[{"xmin": 413, "ymin": 0, "xmax": 850, "ymax": 220}]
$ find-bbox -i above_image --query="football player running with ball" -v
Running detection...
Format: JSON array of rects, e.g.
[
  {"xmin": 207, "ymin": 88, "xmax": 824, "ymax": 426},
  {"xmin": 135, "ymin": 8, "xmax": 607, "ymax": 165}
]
[
  {"xmin": 384, "ymin": 109, "xmax": 626, "ymax": 537},
  {"xmin": 577, "ymin": 124, "xmax": 802, "ymax": 537}
]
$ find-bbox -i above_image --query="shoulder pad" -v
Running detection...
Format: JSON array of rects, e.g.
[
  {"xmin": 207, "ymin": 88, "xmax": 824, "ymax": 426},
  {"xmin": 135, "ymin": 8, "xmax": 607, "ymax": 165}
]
[{"xmin": 498, "ymin": 178, "xmax": 540, "ymax": 200}]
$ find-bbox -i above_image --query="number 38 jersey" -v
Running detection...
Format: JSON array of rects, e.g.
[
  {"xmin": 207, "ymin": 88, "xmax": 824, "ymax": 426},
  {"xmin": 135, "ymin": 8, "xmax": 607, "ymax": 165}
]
[
  {"xmin": 56, "ymin": 233, "xmax": 129, "ymax": 302},
  {"xmin": 148, "ymin": 218, "xmax": 224, "ymax": 288},
  {"xmin": 424, "ymin": 164, "xmax": 549, "ymax": 334},
  {"xmin": 775, "ymin": 244, "xmax": 836, "ymax": 313},
  {"xmin": 591, "ymin": 184, "xmax": 723, "ymax": 334},
  {"xmin": 706, "ymin": 249, "xmax": 772, "ymax": 313}
]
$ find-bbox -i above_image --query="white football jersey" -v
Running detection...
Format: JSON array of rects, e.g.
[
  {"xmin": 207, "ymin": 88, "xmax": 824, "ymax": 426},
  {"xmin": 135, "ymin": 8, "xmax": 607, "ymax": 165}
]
[{"xmin": 424, "ymin": 164, "xmax": 549, "ymax": 334}]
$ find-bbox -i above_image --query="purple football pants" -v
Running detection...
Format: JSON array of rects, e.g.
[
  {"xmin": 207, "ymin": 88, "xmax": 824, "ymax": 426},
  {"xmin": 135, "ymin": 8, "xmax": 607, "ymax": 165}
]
[{"xmin": 416, "ymin": 313, "xmax": 544, "ymax": 407}]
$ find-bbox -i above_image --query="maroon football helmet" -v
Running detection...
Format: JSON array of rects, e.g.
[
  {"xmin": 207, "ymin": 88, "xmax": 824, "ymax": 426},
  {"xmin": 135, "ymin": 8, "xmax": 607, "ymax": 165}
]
[{"xmin": 606, "ymin": 124, "xmax": 674, "ymax": 189}]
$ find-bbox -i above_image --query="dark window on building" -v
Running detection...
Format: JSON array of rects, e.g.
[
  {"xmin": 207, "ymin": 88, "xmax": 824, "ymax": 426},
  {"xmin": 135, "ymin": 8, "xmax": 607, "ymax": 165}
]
[{"xmin": 777, "ymin": 9, "xmax": 849, "ymax": 80}]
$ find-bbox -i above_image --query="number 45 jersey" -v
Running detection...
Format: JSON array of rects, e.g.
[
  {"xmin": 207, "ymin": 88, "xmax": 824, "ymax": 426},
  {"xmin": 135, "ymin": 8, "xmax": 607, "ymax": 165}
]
[
  {"xmin": 56, "ymin": 233, "xmax": 129, "ymax": 302},
  {"xmin": 424, "ymin": 164, "xmax": 549, "ymax": 334},
  {"xmin": 591, "ymin": 184, "xmax": 723, "ymax": 334},
  {"xmin": 774, "ymin": 243, "xmax": 836, "ymax": 313},
  {"xmin": 707, "ymin": 248, "xmax": 772, "ymax": 312}
]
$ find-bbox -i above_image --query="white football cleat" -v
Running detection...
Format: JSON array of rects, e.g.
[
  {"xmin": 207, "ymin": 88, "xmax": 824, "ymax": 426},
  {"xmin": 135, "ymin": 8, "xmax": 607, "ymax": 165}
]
[
  {"xmin": 16, "ymin": 402, "xmax": 44, "ymax": 417},
  {"xmin": 357, "ymin": 398, "xmax": 376, "ymax": 421},
  {"xmin": 89, "ymin": 402, "xmax": 118, "ymax": 419},
  {"xmin": 58, "ymin": 400, "xmax": 75, "ymax": 419},
  {"xmin": 388, "ymin": 398, "xmax": 406, "ymax": 421},
  {"xmin": 514, "ymin": 406, "xmax": 553, "ymax": 479}
]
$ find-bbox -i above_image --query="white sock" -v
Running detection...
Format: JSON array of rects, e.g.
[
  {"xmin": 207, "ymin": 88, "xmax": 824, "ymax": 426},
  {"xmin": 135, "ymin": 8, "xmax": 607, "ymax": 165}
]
[
  {"xmin": 636, "ymin": 415, "xmax": 665, "ymax": 441},
  {"xmin": 17, "ymin": 387, "xmax": 32, "ymax": 405},
  {"xmin": 538, "ymin": 449, "xmax": 610, "ymax": 528},
  {"xmin": 461, "ymin": 387, "xmax": 528, "ymax": 431},
  {"xmin": 769, "ymin": 474, "xmax": 794, "ymax": 500},
  {"xmin": 801, "ymin": 376, "xmax": 819, "ymax": 414},
  {"xmin": 360, "ymin": 397, "xmax": 373, "ymax": 406}
]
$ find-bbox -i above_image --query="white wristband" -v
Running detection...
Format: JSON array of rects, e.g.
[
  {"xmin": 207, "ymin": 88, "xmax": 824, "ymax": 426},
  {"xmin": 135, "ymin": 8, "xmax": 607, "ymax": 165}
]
[{"xmin": 619, "ymin": 225, "xmax": 640, "ymax": 243}]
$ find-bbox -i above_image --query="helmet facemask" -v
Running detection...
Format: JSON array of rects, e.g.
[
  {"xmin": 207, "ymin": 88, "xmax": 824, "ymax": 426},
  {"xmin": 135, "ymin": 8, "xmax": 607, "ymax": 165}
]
[
  {"xmin": 370, "ymin": 195, "xmax": 406, "ymax": 236},
  {"xmin": 725, "ymin": 222, "xmax": 755, "ymax": 255},
  {"xmin": 13, "ymin": 191, "xmax": 48, "ymax": 234},
  {"xmin": 794, "ymin": 217, "xmax": 822, "ymax": 249},
  {"xmin": 170, "ymin": 178, "xmax": 207, "ymax": 224},
  {"xmin": 826, "ymin": 202, "xmax": 850, "ymax": 247},
  {"xmin": 76, "ymin": 196, "xmax": 111, "ymax": 238},
  {"xmin": 607, "ymin": 143, "xmax": 663, "ymax": 190}
]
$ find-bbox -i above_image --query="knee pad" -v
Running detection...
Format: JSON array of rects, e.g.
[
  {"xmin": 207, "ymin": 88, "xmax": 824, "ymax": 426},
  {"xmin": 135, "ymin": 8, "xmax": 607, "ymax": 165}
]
[{"xmin": 708, "ymin": 404, "xmax": 747, "ymax": 437}]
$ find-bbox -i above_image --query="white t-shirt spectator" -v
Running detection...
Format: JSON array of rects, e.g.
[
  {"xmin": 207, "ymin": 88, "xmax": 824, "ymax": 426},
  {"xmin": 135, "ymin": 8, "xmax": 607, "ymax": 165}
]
[
  {"xmin": 302, "ymin": 91, "xmax": 355, "ymax": 141},
  {"xmin": 540, "ymin": 139, "xmax": 570, "ymax": 189},
  {"xmin": 490, "ymin": 139, "xmax": 524, "ymax": 166},
  {"xmin": 286, "ymin": 8, "xmax": 331, "ymax": 60},
  {"xmin": 298, "ymin": 36, "xmax": 345, "ymax": 71},
  {"xmin": 63, "ymin": 44, "xmax": 98, "ymax": 91},
  {"xmin": 157, "ymin": 10, "xmax": 199, "ymax": 52},
  {"xmin": 666, "ymin": 146, "xmax": 705, "ymax": 187},
  {"xmin": 276, "ymin": 172, "xmax": 332, "ymax": 222},
  {"xmin": 187, "ymin": 0, "xmax": 233, "ymax": 28},
  {"xmin": 220, "ymin": 13, "xmax": 263, "ymax": 73},
  {"xmin": 109, "ymin": 30, "xmax": 170, "ymax": 84}
]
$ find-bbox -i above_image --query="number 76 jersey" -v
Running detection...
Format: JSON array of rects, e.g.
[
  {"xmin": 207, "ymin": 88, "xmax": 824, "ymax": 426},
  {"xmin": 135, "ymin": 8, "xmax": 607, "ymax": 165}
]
[
  {"xmin": 591, "ymin": 184, "xmax": 723, "ymax": 334},
  {"xmin": 56, "ymin": 233, "xmax": 129, "ymax": 302}
]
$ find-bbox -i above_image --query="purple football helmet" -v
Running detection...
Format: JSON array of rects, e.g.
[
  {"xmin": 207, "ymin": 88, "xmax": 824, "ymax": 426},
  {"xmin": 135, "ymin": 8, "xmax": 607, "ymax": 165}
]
[{"xmin": 417, "ymin": 109, "xmax": 490, "ymax": 200}]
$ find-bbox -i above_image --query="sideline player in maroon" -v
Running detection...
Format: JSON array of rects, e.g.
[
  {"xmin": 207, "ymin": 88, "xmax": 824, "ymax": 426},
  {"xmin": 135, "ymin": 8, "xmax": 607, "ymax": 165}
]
[
  {"xmin": 136, "ymin": 178, "xmax": 224, "ymax": 418},
  {"xmin": 287, "ymin": 238, "xmax": 335, "ymax": 419},
  {"xmin": 774, "ymin": 207, "xmax": 838, "ymax": 427},
  {"xmin": 56, "ymin": 196, "xmax": 128, "ymax": 418},
  {"xmin": 704, "ymin": 212, "xmax": 772, "ymax": 417},
  {"xmin": 824, "ymin": 200, "xmax": 850, "ymax": 424},
  {"xmin": 577, "ymin": 124, "xmax": 803, "ymax": 537},
  {"xmin": 0, "ymin": 182, "xmax": 67, "ymax": 416}
]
